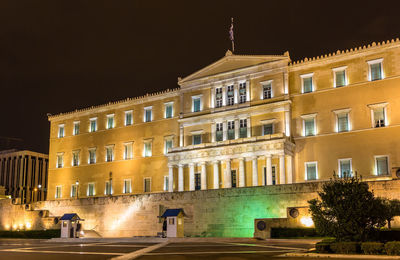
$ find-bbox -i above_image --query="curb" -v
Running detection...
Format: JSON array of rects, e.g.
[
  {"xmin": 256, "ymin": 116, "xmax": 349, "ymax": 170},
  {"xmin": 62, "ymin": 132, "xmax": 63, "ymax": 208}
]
[{"xmin": 283, "ymin": 252, "xmax": 400, "ymax": 259}]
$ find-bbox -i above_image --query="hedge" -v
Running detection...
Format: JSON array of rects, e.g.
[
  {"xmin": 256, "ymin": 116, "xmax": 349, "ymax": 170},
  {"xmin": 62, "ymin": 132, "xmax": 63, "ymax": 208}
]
[
  {"xmin": 270, "ymin": 228, "xmax": 318, "ymax": 238},
  {"xmin": 0, "ymin": 229, "xmax": 60, "ymax": 239},
  {"xmin": 385, "ymin": 242, "xmax": 400, "ymax": 255},
  {"xmin": 361, "ymin": 242, "xmax": 384, "ymax": 255},
  {"xmin": 330, "ymin": 242, "xmax": 361, "ymax": 254}
]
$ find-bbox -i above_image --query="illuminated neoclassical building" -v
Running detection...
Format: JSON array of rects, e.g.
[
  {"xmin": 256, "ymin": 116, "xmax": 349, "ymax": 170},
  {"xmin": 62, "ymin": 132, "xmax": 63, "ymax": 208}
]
[{"xmin": 48, "ymin": 39, "xmax": 400, "ymax": 200}]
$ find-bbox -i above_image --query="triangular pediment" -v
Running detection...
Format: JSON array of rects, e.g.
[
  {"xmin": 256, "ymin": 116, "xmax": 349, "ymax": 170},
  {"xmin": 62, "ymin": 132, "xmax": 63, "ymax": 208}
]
[{"xmin": 179, "ymin": 52, "xmax": 289, "ymax": 85}]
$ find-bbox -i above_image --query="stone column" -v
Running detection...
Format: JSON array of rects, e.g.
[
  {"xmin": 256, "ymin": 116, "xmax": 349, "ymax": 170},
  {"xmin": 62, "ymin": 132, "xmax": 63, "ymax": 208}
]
[
  {"xmin": 266, "ymin": 155, "xmax": 272, "ymax": 185},
  {"xmin": 211, "ymin": 123, "xmax": 216, "ymax": 143},
  {"xmin": 178, "ymin": 164, "xmax": 184, "ymax": 192},
  {"xmin": 179, "ymin": 125, "xmax": 184, "ymax": 147},
  {"xmin": 213, "ymin": 161, "xmax": 219, "ymax": 189},
  {"xmin": 234, "ymin": 119, "xmax": 239, "ymax": 139},
  {"xmin": 279, "ymin": 155, "xmax": 286, "ymax": 184},
  {"xmin": 252, "ymin": 157, "xmax": 258, "ymax": 186},
  {"xmin": 239, "ymin": 158, "xmax": 245, "ymax": 187},
  {"xmin": 168, "ymin": 165, "xmax": 174, "ymax": 192},
  {"xmin": 225, "ymin": 159, "xmax": 232, "ymax": 188},
  {"xmin": 189, "ymin": 163, "xmax": 195, "ymax": 191},
  {"xmin": 234, "ymin": 82, "xmax": 238, "ymax": 104},
  {"xmin": 286, "ymin": 155, "xmax": 293, "ymax": 184},
  {"xmin": 223, "ymin": 121, "xmax": 227, "ymax": 141},
  {"xmin": 210, "ymin": 87, "xmax": 215, "ymax": 108},
  {"xmin": 246, "ymin": 80, "xmax": 250, "ymax": 102},
  {"xmin": 200, "ymin": 162, "xmax": 207, "ymax": 190},
  {"xmin": 222, "ymin": 86, "xmax": 226, "ymax": 106},
  {"xmin": 285, "ymin": 110, "xmax": 291, "ymax": 137},
  {"xmin": 247, "ymin": 117, "xmax": 251, "ymax": 138}
]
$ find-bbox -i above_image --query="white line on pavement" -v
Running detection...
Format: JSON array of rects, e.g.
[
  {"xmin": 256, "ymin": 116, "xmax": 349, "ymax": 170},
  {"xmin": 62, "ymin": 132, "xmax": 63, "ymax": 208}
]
[
  {"xmin": 1, "ymin": 248, "xmax": 123, "ymax": 256},
  {"xmin": 111, "ymin": 242, "xmax": 170, "ymax": 260},
  {"xmin": 220, "ymin": 242, "xmax": 309, "ymax": 251},
  {"xmin": 145, "ymin": 249, "xmax": 300, "ymax": 255}
]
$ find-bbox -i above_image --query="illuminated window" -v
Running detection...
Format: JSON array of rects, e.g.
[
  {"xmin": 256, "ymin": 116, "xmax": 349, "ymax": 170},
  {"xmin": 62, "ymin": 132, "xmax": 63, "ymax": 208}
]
[
  {"xmin": 301, "ymin": 114, "xmax": 317, "ymax": 136},
  {"xmin": 301, "ymin": 73, "xmax": 314, "ymax": 93},
  {"xmin": 88, "ymin": 148, "xmax": 96, "ymax": 164},
  {"xmin": 125, "ymin": 110, "xmax": 133, "ymax": 126},
  {"xmin": 163, "ymin": 176, "xmax": 169, "ymax": 191},
  {"xmin": 227, "ymin": 121, "xmax": 235, "ymax": 140},
  {"xmin": 375, "ymin": 156, "xmax": 389, "ymax": 176},
  {"xmin": 192, "ymin": 134, "xmax": 202, "ymax": 145},
  {"xmin": 333, "ymin": 66, "xmax": 347, "ymax": 87},
  {"xmin": 55, "ymin": 186, "xmax": 62, "ymax": 199},
  {"xmin": 144, "ymin": 140, "xmax": 152, "ymax": 157},
  {"xmin": 194, "ymin": 173, "xmax": 201, "ymax": 190},
  {"xmin": 239, "ymin": 82, "xmax": 247, "ymax": 104},
  {"xmin": 58, "ymin": 124, "xmax": 65, "ymax": 138},
  {"xmin": 70, "ymin": 184, "xmax": 77, "ymax": 198},
  {"xmin": 124, "ymin": 142, "xmax": 133, "ymax": 160},
  {"xmin": 263, "ymin": 124, "xmax": 273, "ymax": 135},
  {"xmin": 215, "ymin": 88, "xmax": 223, "ymax": 108},
  {"xmin": 105, "ymin": 181, "xmax": 112, "ymax": 195},
  {"xmin": 164, "ymin": 138, "xmax": 173, "ymax": 154},
  {"xmin": 87, "ymin": 183, "xmax": 95, "ymax": 196},
  {"xmin": 56, "ymin": 153, "xmax": 64, "ymax": 168},
  {"xmin": 72, "ymin": 150, "xmax": 80, "ymax": 167},
  {"xmin": 123, "ymin": 179, "xmax": 132, "ymax": 194},
  {"xmin": 169, "ymin": 218, "xmax": 175, "ymax": 225},
  {"xmin": 305, "ymin": 162, "xmax": 318, "ymax": 180},
  {"xmin": 262, "ymin": 82, "xmax": 272, "ymax": 99},
  {"xmin": 106, "ymin": 114, "xmax": 114, "ymax": 129},
  {"xmin": 192, "ymin": 96, "xmax": 201, "ymax": 112},
  {"xmin": 338, "ymin": 159, "xmax": 352, "ymax": 178},
  {"xmin": 368, "ymin": 58, "xmax": 383, "ymax": 81},
  {"xmin": 144, "ymin": 107, "xmax": 152, "ymax": 122},
  {"xmin": 89, "ymin": 118, "xmax": 97, "ymax": 132},
  {"xmin": 73, "ymin": 121, "xmax": 80, "ymax": 135},
  {"xmin": 144, "ymin": 178, "xmax": 151, "ymax": 193},
  {"xmin": 337, "ymin": 113, "xmax": 349, "ymax": 132},
  {"xmin": 239, "ymin": 119, "xmax": 247, "ymax": 138},
  {"xmin": 216, "ymin": 122, "xmax": 223, "ymax": 141},
  {"xmin": 165, "ymin": 103, "xmax": 173, "ymax": 118},
  {"xmin": 226, "ymin": 85, "xmax": 234, "ymax": 106},
  {"xmin": 105, "ymin": 146, "xmax": 114, "ymax": 162}
]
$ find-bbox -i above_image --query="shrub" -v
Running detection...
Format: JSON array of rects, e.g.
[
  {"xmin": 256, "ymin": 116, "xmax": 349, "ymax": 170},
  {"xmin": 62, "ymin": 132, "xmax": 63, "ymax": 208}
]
[
  {"xmin": 330, "ymin": 242, "xmax": 361, "ymax": 254},
  {"xmin": 378, "ymin": 230, "xmax": 400, "ymax": 242},
  {"xmin": 270, "ymin": 228, "xmax": 318, "ymax": 238},
  {"xmin": 385, "ymin": 241, "xmax": 400, "ymax": 255},
  {"xmin": 361, "ymin": 242, "xmax": 384, "ymax": 255},
  {"xmin": 315, "ymin": 242, "xmax": 332, "ymax": 253},
  {"xmin": 0, "ymin": 229, "xmax": 60, "ymax": 239}
]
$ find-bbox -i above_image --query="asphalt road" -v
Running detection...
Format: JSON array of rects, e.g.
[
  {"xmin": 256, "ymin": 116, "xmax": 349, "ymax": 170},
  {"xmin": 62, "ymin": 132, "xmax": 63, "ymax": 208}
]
[{"xmin": 0, "ymin": 238, "xmax": 370, "ymax": 260}]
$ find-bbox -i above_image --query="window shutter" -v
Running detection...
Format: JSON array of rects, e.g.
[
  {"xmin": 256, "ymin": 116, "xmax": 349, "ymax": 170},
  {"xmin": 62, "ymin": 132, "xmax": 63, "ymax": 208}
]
[
  {"xmin": 336, "ymin": 70, "xmax": 346, "ymax": 87},
  {"xmin": 377, "ymin": 157, "xmax": 388, "ymax": 175},
  {"xmin": 338, "ymin": 113, "xmax": 349, "ymax": 132},
  {"xmin": 371, "ymin": 63, "xmax": 382, "ymax": 81},
  {"xmin": 307, "ymin": 164, "xmax": 316, "ymax": 180},
  {"xmin": 303, "ymin": 77, "xmax": 313, "ymax": 93},
  {"xmin": 305, "ymin": 118, "xmax": 315, "ymax": 136}
]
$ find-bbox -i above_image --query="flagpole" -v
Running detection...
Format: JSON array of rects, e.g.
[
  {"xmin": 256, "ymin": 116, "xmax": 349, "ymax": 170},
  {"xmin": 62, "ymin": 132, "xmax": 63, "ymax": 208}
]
[{"xmin": 229, "ymin": 17, "xmax": 235, "ymax": 53}]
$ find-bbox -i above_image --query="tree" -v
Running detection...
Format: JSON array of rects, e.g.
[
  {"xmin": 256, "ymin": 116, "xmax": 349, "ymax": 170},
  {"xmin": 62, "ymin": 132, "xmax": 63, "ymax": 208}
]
[
  {"xmin": 381, "ymin": 199, "xmax": 400, "ymax": 229},
  {"xmin": 308, "ymin": 176, "xmax": 387, "ymax": 241}
]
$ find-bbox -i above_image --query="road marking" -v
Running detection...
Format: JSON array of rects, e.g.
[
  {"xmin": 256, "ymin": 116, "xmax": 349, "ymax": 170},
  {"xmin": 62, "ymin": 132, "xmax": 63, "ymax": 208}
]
[
  {"xmin": 111, "ymin": 241, "xmax": 169, "ymax": 260},
  {"xmin": 145, "ymin": 249, "xmax": 299, "ymax": 255},
  {"xmin": 220, "ymin": 242, "xmax": 309, "ymax": 251},
  {"xmin": 1, "ymin": 248, "xmax": 123, "ymax": 256}
]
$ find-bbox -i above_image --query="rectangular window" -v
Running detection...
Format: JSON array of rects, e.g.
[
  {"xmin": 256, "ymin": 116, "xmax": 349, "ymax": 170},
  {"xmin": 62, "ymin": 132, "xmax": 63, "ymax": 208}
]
[
  {"xmin": 144, "ymin": 141, "xmax": 152, "ymax": 157},
  {"xmin": 106, "ymin": 146, "xmax": 114, "ymax": 162},
  {"xmin": 71, "ymin": 184, "xmax": 77, "ymax": 198},
  {"xmin": 263, "ymin": 124, "xmax": 273, "ymax": 135},
  {"xmin": 125, "ymin": 110, "xmax": 133, "ymax": 126},
  {"xmin": 227, "ymin": 121, "xmax": 235, "ymax": 140},
  {"xmin": 231, "ymin": 170, "xmax": 237, "ymax": 188},
  {"xmin": 72, "ymin": 151, "xmax": 79, "ymax": 167},
  {"xmin": 164, "ymin": 176, "xmax": 169, "ymax": 191},
  {"xmin": 58, "ymin": 124, "xmax": 65, "ymax": 138},
  {"xmin": 88, "ymin": 148, "xmax": 96, "ymax": 164},
  {"xmin": 55, "ymin": 186, "xmax": 62, "ymax": 199},
  {"xmin": 144, "ymin": 107, "xmax": 152, "ymax": 122},
  {"xmin": 73, "ymin": 121, "xmax": 80, "ymax": 135},
  {"xmin": 57, "ymin": 153, "xmax": 63, "ymax": 168},
  {"xmin": 339, "ymin": 159, "xmax": 352, "ymax": 178},
  {"xmin": 239, "ymin": 119, "xmax": 247, "ymax": 138},
  {"xmin": 216, "ymin": 123, "xmax": 223, "ymax": 141},
  {"xmin": 165, "ymin": 103, "xmax": 173, "ymax": 118},
  {"xmin": 144, "ymin": 178, "xmax": 151, "ymax": 193},
  {"xmin": 107, "ymin": 114, "xmax": 114, "ymax": 129},
  {"xmin": 304, "ymin": 117, "xmax": 316, "ymax": 136},
  {"xmin": 263, "ymin": 83, "xmax": 272, "ymax": 99},
  {"xmin": 239, "ymin": 82, "xmax": 247, "ymax": 103},
  {"xmin": 334, "ymin": 68, "xmax": 347, "ymax": 87},
  {"xmin": 301, "ymin": 74, "xmax": 314, "ymax": 93},
  {"xmin": 373, "ymin": 107, "xmax": 386, "ymax": 127},
  {"xmin": 90, "ymin": 118, "xmax": 97, "ymax": 132},
  {"xmin": 337, "ymin": 113, "xmax": 349, "ymax": 132},
  {"xmin": 124, "ymin": 142, "xmax": 133, "ymax": 160},
  {"xmin": 193, "ymin": 134, "xmax": 202, "ymax": 145},
  {"xmin": 226, "ymin": 85, "xmax": 234, "ymax": 106},
  {"xmin": 105, "ymin": 181, "xmax": 112, "ymax": 195},
  {"xmin": 194, "ymin": 173, "xmax": 201, "ymax": 190},
  {"xmin": 123, "ymin": 179, "xmax": 132, "ymax": 194},
  {"xmin": 192, "ymin": 96, "xmax": 201, "ymax": 112},
  {"xmin": 368, "ymin": 59, "xmax": 383, "ymax": 81},
  {"xmin": 305, "ymin": 162, "xmax": 317, "ymax": 180},
  {"xmin": 87, "ymin": 183, "xmax": 95, "ymax": 196},
  {"xmin": 215, "ymin": 88, "xmax": 223, "ymax": 108},
  {"xmin": 376, "ymin": 156, "xmax": 389, "ymax": 176},
  {"xmin": 164, "ymin": 139, "xmax": 173, "ymax": 154}
]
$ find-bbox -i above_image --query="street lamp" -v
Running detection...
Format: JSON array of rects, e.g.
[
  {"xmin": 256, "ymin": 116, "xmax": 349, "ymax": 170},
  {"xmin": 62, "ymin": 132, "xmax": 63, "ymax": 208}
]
[{"xmin": 76, "ymin": 180, "xmax": 79, "ymax": 199}]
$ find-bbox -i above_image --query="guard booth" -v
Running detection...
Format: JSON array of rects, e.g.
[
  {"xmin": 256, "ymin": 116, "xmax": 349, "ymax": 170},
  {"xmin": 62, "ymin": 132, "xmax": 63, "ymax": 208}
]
[
  {"xmin": 161, "ymin": 208, "xmax": 185, "ymax": 238},
  {"xmin": 60, "ymin": 213, "xmax": 83, "ymax": 238}
]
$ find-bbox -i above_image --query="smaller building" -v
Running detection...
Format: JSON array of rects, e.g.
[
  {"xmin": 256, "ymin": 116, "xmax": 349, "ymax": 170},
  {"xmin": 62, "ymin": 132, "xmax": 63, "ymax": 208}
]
[
  {"xmin": 60, "ymin": 213, "xmax": 83, "ymax": 238},
  {"xmin": 0, "ymin": 150, "xmax": 49, "ymax": 204},
  {"xmin": 161, "ymin": 208, "xmax": 185, "ymax": 237}
]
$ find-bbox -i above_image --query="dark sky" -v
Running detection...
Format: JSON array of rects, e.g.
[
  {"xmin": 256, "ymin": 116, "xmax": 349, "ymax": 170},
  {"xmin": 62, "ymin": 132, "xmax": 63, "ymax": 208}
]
[{"xmin": 1, "ymin": 0, "xmax": 400, "ymax": 154}]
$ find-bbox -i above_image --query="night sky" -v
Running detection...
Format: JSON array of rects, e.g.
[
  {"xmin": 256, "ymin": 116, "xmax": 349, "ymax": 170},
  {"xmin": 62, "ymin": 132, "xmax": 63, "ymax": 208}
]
[{"xmin": 1, "ymin": 0, "xmax": 400, "ymax": 154}]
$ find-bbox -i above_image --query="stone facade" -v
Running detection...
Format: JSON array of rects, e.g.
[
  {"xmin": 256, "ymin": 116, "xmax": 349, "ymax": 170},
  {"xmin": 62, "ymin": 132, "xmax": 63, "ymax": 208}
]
[{"xmin": 1, "ymin": 179, "xmax": 400, "ymax": 237}]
